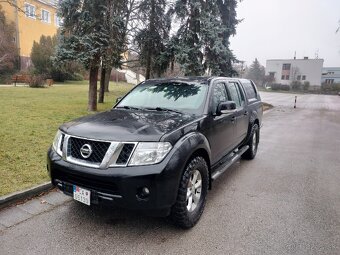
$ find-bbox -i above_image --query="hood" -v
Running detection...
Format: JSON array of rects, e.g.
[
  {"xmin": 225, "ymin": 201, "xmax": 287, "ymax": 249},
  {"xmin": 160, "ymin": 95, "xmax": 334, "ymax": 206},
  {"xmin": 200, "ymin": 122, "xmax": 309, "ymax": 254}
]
[{"xmin": 60, "ymin": 109, "xmax": 200, "ymax": 142}]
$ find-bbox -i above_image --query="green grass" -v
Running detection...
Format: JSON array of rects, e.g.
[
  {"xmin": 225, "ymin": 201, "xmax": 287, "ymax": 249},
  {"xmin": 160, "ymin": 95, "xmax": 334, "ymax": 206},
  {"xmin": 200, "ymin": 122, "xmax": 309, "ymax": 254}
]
[{"xmin": 0, "ymin": 82, "xmax": 134, "ymax": 196}]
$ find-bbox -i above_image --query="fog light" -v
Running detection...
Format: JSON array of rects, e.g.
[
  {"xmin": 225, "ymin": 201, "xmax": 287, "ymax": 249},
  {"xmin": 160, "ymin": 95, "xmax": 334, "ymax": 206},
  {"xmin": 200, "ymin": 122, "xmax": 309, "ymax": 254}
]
[
  {"xmin": 136, "ymin": 187, "xmax": 150, "ymax": 200},
  {"xmin": 142, "ymin": 187, "xmax": 150, "ymax": 195}
]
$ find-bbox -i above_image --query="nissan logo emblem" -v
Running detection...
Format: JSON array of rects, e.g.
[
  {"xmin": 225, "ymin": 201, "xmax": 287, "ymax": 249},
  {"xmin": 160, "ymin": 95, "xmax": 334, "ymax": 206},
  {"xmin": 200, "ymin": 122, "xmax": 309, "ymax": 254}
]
[{"xmin": 80, "ymin": 144, "xmax": 93, "ymax": 159}]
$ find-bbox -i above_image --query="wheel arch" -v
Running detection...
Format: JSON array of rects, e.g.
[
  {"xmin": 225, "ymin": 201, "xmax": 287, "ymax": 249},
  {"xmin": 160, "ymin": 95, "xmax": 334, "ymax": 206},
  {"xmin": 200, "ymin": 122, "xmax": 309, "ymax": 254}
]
[
  {"xmin": 173, "ymin": 132, "xmax": 212, "ymax": 190},
  {"xmin": 187, "ymin": 148, "xmax": 212, "ymax": 190}
]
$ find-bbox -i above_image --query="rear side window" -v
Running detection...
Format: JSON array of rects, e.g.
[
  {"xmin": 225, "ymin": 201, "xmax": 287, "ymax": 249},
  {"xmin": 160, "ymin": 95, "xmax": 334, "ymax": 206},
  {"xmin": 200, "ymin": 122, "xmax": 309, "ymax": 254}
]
[
  {"xmin": 242, "ymin": 81, "xmax": 257, "ymax": 100},
  {"xmin": 226, "ymin": 82, "xmax": 244, "ymax": 108}
]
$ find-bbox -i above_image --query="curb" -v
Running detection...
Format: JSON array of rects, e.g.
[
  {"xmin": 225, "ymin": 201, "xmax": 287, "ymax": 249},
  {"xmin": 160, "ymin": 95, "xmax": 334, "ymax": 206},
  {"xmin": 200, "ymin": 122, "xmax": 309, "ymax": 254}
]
[{"xmin": 0, "ymin": 182, "xmax": 53, "ymax": 210}]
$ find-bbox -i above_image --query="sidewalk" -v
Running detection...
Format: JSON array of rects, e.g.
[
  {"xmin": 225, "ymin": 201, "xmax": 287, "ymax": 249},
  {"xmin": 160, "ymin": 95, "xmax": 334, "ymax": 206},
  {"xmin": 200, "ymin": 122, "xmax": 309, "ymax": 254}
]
[
  {"xmin": 0, "ymin": 84, "xmax": 28, "ymax": 87},
  {"xmin": 0, "ymin": 190, "xmax": 72, "ymax": 229}
]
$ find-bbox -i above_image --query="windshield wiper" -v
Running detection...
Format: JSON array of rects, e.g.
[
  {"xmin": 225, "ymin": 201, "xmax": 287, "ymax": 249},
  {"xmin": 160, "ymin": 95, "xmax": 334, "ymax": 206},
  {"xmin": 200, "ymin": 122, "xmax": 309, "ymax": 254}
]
[
  {"xmin": 116, "ymin": 106, "xmax": 142, "ymax": 111},
  {"xmin": 145, "ymin": 107, "xmax": 183, "ymax": 114}
]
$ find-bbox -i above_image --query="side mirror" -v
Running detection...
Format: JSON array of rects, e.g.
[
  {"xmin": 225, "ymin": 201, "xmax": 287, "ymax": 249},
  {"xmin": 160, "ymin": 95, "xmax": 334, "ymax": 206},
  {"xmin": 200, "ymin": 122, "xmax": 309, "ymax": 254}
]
[
  {"xmin": 116, "ymin": 97, "xmax": 122, "ymax": 103},
  {"xmin": 216, "ymin": 101, "xmax": 237, "ymax": 115}
]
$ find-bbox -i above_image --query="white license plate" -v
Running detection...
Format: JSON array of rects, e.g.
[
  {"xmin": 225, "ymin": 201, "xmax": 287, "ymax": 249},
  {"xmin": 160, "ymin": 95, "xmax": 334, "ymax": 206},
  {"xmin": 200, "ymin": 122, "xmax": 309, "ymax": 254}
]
[{"xmin": 73, "ymin": 185, "xmax": 91, "ymax": 206}]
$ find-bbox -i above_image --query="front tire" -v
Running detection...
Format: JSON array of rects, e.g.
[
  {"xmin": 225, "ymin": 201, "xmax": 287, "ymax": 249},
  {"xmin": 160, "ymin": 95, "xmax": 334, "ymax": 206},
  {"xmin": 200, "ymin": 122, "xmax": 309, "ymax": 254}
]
[
  {"xmin": 242, "ymin": 123, "xmax": 259, "ymax": 160},
  {"xmin": 170, "ymin": 156, "xmax": 208, "ymax": 229}
]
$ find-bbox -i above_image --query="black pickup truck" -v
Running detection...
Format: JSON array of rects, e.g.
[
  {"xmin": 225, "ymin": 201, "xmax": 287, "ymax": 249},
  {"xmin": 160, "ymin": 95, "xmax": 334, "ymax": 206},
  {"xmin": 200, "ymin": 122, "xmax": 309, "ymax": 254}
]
[{"xmin": 47, "ymin": 77, "xmax": 262, "ymax": 228}]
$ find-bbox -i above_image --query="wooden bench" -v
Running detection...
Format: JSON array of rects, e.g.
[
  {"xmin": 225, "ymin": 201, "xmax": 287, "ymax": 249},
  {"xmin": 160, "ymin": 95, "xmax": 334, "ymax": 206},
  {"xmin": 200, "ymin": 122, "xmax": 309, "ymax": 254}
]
[{"xmin": 12, "ymin": 74, "xmax": 31, "ymax": 85}]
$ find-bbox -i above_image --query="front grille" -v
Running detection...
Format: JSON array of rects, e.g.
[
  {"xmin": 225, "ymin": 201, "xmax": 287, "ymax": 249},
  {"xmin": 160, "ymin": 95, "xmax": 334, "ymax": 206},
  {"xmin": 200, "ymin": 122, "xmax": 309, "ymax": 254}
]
[
  {"xmin": 116, "ymin": 143, "xmax": 135, "ymax": 165},
  {"xmin": 63, "ymin": 135, "xmax": 136, "ymax": 168},
  {"xmin": 67, "ymin": 137, "xmax": 110, "ymax": 163}
]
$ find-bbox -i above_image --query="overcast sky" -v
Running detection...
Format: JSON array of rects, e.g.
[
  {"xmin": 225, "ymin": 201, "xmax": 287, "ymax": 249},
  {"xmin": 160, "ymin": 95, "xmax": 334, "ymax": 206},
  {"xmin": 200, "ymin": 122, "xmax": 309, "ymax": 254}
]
[{"xmin": 230, "ymin": 0, "xmax": 340, "ymax": 68}]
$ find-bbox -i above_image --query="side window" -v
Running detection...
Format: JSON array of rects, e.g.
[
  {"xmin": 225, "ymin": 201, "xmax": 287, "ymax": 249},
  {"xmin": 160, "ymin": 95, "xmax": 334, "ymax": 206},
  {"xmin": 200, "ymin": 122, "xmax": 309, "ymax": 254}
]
[
  {"xmin": 226, "ymin": 83, "xmax": 242, "ymax": 108},
  {"xmin": 212, "ymin": 82, "xmax": 228, "ymax": 114},
  {"xmin": 242, "ymin": 81, "xmax": 257, "ymax": 100}
]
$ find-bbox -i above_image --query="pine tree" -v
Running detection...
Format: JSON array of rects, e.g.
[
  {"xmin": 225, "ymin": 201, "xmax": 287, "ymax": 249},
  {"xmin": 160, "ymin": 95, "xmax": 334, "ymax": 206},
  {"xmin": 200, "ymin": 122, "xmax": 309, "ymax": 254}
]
[
  {"xmin": 173, "ymin": 0, "xmax": 239, "ymax": 76},
  {"xmin": 98, "ymin": 0, "xmax": 131, "ymax": 103},
  {"xmin": 31, "ymin": 35, "xmax": 57, "ymax": 75},
  {"xmin": 56, "ymin": 0, "xmax": 110, "ymax": 111},
  {"xmin": 246, "ymin": 58, "xmax": 265, "ymax": 86},
  {"xmin": 173, "ymin": 0, "xmax": 204, "ymax": 76},
  {"xmin": 134, "ymin": 0, "xmax": 172, "ymax": 79}
]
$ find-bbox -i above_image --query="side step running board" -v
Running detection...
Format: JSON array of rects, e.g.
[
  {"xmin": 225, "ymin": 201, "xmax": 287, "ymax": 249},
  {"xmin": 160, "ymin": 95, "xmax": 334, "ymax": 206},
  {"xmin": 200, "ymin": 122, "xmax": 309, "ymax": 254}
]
[{"xmin": 211, "ymin": 145, "xmax": 249, "ymax": 180}]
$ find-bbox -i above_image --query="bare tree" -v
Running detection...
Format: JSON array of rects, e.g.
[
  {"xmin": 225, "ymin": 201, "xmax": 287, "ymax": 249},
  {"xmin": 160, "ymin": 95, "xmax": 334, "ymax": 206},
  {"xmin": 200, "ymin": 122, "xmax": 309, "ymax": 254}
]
[
  {"xmin": 99, "ymin": 0, "xmax": 139, "ymax": 103},
  {"xmin": 0, "ymin": 5, "xmax": 18, "ymax": 72},
  {"xmin": 0, "ymin": 0, "xmax": 29, "ymax": 15}
]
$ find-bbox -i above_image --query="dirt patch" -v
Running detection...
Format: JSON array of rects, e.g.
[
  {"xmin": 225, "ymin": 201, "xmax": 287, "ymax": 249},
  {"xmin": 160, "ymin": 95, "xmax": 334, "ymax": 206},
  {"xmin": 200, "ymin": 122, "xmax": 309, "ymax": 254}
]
[{"xmin": 263, "ymin": 102, "xmax": 274, "ymax": 111}]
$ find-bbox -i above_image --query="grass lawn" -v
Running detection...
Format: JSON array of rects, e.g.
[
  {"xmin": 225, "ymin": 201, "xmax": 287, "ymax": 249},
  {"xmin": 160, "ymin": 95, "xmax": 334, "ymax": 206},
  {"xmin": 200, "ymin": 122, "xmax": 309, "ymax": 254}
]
[{"xmin": 0, "ymin": 81, "xmax": 134, "ymax": 196}]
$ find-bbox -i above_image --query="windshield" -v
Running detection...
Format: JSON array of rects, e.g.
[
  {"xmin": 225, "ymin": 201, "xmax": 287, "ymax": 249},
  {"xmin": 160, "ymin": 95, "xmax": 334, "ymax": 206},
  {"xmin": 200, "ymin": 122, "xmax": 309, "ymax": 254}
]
[{"xmin": 116, "ymin": 81, "xmax": 208, "ymax": 115}]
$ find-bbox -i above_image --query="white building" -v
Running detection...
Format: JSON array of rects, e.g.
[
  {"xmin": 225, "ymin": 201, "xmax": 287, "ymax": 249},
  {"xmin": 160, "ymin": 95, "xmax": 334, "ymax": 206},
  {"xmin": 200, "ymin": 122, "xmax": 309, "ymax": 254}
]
[
  {"xmin": 321, "ymin": 67, "xmax": 340, "ymax": 84},
  {"xmin": 266, "ymin": 58, "xmax": 324, "ymax": 86}
]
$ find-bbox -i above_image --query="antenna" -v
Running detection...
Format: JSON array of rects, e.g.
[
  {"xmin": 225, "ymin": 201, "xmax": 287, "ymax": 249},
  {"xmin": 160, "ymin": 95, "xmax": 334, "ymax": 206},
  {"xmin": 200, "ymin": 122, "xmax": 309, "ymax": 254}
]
[
  {"xmin": 315, "ymin": 49, "xmax": 319, "ymax": 59},
  {"xmin": 294, "ymin": 51, "xmax": 296, "ymax": 60}
]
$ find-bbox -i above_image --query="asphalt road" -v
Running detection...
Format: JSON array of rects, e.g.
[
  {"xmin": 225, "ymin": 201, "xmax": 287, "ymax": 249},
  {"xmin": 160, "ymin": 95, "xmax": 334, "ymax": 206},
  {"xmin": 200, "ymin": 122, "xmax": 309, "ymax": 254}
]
[{"xmin": 1, "ymin": 92, "xmax": 340, "ymax": 255}]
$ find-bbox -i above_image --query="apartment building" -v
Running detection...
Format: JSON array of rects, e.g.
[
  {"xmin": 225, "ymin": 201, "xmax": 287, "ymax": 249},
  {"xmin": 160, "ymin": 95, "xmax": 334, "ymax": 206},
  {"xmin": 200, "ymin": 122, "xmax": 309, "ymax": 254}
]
[
  {"xmin": 266, "ymin": 58, "xmax": 324, "ymax": 87},
  {"xmin": 322, "ymin": 67, "xmax": 340, "ymax": 84},
  {"xmin": 1, "ymin": 0, "xmax": 60, "ymax": 70}
]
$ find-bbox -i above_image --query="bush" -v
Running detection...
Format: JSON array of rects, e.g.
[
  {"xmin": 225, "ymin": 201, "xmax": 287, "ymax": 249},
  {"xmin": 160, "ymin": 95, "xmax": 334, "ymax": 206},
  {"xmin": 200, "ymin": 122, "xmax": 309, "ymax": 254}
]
[
  {"xmin": 271, "ymin": 83, "xmax": 290, "ymax": 91},
  {"xmin": 28, "ymin": 75, "xmax": 46, "ymax": 88},
  {"xmin": 291, "ymin": 81, "xmax": 302, "ymax": 91},
  {"xmin": 321, "ymin": 83, "xmax": 340, "ymax": 94},
  {"xmin": 0, "ymin": 74, "xmax": 13, "ymax": 84},
  {"xmin": 66, "ymin": 72, "xmax": 84, "ymax": 81},
  {"xmin": 303, "ymin": 81, "xmax": 310, "ymax": 91},
  {"xmin": 270, "ymin": 83, "xmax": 281, "ymax": 91},
  {"xmin": 281, "ymin": 85, "xmax": 290, "ymax": 91}
]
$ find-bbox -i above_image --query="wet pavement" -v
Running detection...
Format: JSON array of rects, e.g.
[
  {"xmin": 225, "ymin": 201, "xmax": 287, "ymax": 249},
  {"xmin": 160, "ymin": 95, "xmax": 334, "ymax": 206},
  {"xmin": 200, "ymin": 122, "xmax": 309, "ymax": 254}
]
[{"xmin": 0, "ymin": 92, "xmax": 339, "ymax": 255}]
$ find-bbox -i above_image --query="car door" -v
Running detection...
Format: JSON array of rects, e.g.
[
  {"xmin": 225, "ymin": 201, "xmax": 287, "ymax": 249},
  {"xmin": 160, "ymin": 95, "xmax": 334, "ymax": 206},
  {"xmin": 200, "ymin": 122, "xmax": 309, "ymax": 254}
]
[
  {"xmin": 206, "ymin": 81, "xmax": 237, "ymax": 165},
  {"xmin": 226, "ymin": 82, "xmax": 249, "ymax": 146}
]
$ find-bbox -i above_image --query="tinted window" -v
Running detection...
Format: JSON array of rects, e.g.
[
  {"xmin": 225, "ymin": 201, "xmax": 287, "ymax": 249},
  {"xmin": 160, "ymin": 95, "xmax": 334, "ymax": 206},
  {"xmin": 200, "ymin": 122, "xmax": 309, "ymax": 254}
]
[
  {"xmin": 212, "ymin": 82, "xmax": 228, "ymax": 114},
  {"xmin": 117, "ymin": 82, "xmax": 208, "ymax": 115},
  {"xmin": 227, "ymin": 83, "xmax": 242, "ymax": 108},
  {"xmin": 242, "ymin": 81, "xmax": 257, "ymax": 99}
]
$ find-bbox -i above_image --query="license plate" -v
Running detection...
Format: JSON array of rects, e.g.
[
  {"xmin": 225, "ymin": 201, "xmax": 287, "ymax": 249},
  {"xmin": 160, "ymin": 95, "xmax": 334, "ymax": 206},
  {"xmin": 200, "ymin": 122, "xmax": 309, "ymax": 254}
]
[{"xmin": 73, "ymin": 185, "xmax": 91, "ymax": 206}]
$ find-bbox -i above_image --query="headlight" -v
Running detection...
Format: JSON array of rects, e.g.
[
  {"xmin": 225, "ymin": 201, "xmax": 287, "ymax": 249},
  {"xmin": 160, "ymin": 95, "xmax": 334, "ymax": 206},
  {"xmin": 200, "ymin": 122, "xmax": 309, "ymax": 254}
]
[
  {"xmin": 128, "ymin": 142, "xmax": 172, "ymax": 166},
  {"xmin": 52, "ymin": 130, "xmax": 64, "ymax": 156}
]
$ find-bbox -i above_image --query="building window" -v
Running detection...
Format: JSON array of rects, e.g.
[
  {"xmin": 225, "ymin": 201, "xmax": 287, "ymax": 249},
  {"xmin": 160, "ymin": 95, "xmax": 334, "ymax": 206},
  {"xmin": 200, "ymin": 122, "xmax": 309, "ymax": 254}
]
[
  {"xmin": 281, "ymin": 75, "xmax": 285, "ymax": 80},
  {"xmin": 41, "ymin": 10, "xmax": 51, "ymax": 23},
  {"xmin": 325, "ymin": 79, "xmax": 334, "ymax": 84},
  {"xmin": 25, "ymin": 3, "xmax": 36, "ymax": 18},
  {"xmin": 302, "ymin": 75, "xmax": 306, "ymax": 80},
  {"xmin": 54, "ymin": 15, "xmax": 63, "ymax": 27},
  {"xmin": 328, "ymin": 72, "xmax": 335, "ymax": 75},
  {"xmin": 285, "ymin": 75, "xmax": 290, "ymax": 80},
  {"xmin": 282, "ymin": 64, "xmax": 291, "ymax": 70},
  {"xmin": 297, "ymin": 75, "xmax": 301, "ymax": 81}
]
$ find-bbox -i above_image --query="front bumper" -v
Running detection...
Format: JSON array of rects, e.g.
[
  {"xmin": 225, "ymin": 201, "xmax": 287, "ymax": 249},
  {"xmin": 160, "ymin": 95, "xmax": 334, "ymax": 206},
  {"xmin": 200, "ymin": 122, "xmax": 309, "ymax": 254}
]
[{"xmin": 47, "ymin": 147, "xmax": 186, "ymax": 216}]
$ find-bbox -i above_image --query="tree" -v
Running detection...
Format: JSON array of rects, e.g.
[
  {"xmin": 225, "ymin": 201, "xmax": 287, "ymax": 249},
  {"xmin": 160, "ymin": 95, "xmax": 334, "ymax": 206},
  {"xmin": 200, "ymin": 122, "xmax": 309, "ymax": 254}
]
[
  {"xmin": 0, "ymin": 1, "xmax": 25, "ymax": 14},
  {"xmin": 98, "ymin": 0, "xmax": 136, "ymax": 103},
  {"xmin": 0, "ymin": 5, "xmax": 18, "ymax": 75},
  {"xmin": 56, "ymin": 0, "xmax": 111, "ymax": 111},
  {"xmin": 31, "ymin": 35, "xmax": 56, "ymax": 75},
  {"xmin": 172, "ymin": 0, "xmax": 239, "ymax": 76},
  {"xmin": 31, "ymin": 35, "xmax": 84, "ymax": 81},
  {"xmin": 245, "ymin": 58, "xmax": 265, "ymax": 86},
  {"xmin": 134, "ymin": 0, "xmax": 172, "ymax": 79}
]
